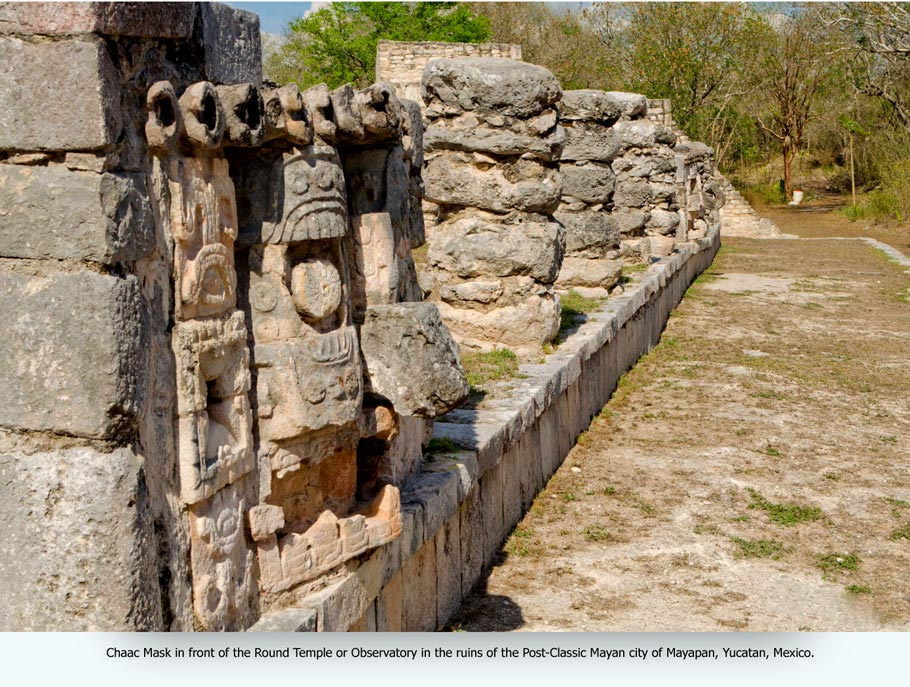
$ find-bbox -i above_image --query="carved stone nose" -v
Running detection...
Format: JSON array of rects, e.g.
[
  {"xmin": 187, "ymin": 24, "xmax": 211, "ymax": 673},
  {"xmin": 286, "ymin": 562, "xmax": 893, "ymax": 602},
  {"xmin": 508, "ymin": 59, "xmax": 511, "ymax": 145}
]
[{"xmin": 179, "ymin": 81, "xmax": 225, "ymax": 150}]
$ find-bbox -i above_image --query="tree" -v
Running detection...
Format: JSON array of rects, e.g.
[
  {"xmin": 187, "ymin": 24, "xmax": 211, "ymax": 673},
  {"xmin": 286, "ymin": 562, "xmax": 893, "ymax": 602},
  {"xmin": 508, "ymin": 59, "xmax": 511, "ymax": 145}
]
[{"xmin": 265, "ymin": 2, "xmax": 491, "ymax": 89}]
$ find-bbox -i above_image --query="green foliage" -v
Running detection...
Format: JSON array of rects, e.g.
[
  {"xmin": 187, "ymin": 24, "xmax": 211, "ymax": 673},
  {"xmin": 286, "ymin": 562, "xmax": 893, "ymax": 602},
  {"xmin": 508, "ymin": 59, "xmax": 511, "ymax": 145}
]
[
  {"xmin": 731, "ymin": 537, "xmax": 785, "ymax": 559},
  {"xmin": 746, "ymin": 488, "xmax": 823, "ymax": 526},
  {"xmin": 559, "ymin": 289, "xmax": 604, "ymax": 334},
  {"xmin": 461, "ymin": 347, "xmax": 519, "ymax": 389},
  {"xmin": 266, "ymin": 2, "xmax": 490, "ymax": 88},
  {"xmin": 817, "ymin": 553, "xmax": 861, "ymax": 572},
  {"xmin": 427, "ymin": 437, "xmax": 460, "ymax": 455}
]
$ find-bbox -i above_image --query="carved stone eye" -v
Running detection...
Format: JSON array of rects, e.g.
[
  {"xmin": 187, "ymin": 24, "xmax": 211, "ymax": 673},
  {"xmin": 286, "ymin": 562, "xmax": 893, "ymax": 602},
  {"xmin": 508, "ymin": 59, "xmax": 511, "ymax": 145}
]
[{"xmin": 291, "ymin": 258, "xmax": 342, "ymax": 321}]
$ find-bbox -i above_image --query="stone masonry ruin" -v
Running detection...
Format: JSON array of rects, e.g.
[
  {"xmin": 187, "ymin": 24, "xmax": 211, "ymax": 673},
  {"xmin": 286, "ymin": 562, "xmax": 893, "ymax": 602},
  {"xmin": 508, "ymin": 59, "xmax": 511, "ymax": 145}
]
[{"xmin": 0, "ymin": 11, "xmax": 722, "ymax": 631}]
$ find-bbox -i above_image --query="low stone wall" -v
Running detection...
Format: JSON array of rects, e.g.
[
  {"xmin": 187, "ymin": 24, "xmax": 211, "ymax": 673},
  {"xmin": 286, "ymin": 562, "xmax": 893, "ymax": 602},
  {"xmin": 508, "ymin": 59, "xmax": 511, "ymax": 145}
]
[{"xmin": 256, "ymin": 224, "xmax": 720, "ymax": 631}]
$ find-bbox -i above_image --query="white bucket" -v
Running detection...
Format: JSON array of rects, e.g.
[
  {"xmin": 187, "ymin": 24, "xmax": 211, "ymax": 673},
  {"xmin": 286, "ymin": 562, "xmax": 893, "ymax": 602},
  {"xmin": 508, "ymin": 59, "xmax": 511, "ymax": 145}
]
[{"xmin": 791, "ymin": 190, "xmax": 804, "ymax": 205}]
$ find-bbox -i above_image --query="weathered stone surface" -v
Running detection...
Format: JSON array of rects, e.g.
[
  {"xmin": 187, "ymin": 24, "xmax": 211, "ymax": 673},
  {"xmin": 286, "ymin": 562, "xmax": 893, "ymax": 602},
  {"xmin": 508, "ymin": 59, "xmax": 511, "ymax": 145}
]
[
  {"xmin": 424, "ymin": 155, "xmax": 561, "ymax": 213},
  {"xmin": 646, "ymin": 208, "xmax": 681, "ymax": 234},
  {"xmin": 556, "ymin": 256, "xmax": 622, "ymax": 289},
  {"xmin": 0, "ymin": 267, "xmax": 147, "ymax": 440},
  {"xmin": 555, "ymin": 211, "xmax": 619, "ymax": 258},
  {"xmin": 422, "ymin": 58, "xmax": 561, "ymax": 118},
  {"xmin": 614, "ymin": 177, "xmax": 653, "ymax": 209},
  {"xmin": 436, "ymin": 292, "xmax": 560, "ymax": 354},
  {"xmin": 0, "ymin": 165, "xmax": 154, "ymax": 263},
  {"xmin": 217, "ymin": 83, "xmax": 264, "ymax": 147},
  {"xmin": 0, "ymin": 2, "xmax": 196, "ymax": 37},
  {"xmin": 360, "ymin": 302, "xmax": 469, "ymax": 418},
  {"xmin": 612, "ymin": 209, "xmax": 648, "ymax": 235},
  {"xmin": 560, "ymin": 162, "xmax": 615, "ymax": 205},
  {"xmin": 560, "ymin": 123, "xmax": 620, "ymax": 162},
  {"xmin": 199, "ymin": 3, "xmax": 262, "ymax": 87},
  {"xmin": 607, "ymin": 91, "xmax": 649, "ymax": 118},
  {"xmin": 559, "ymin": 89, "xmax": 622, "ymax": 122},
  {"xmin": 0, "ymin": 37, "xmax": 120, "ymax": 151},
  {"xmin": 248, "ymin": 607, "xmax": 317, "ymax": 632},
  {"xmin": 424, "ymin": 121, "xmax": 563, "ymax": 161},
  {"xmin": 0, "ymin": 447, "xmax": 159, "ymax": 630},
  {"xmin": 613, "ymin": 119, "xmax": 661, "ymax": 150},
  {"xmin": 428, "ymin": 215, "xmax": 564, "ymax": 282}
]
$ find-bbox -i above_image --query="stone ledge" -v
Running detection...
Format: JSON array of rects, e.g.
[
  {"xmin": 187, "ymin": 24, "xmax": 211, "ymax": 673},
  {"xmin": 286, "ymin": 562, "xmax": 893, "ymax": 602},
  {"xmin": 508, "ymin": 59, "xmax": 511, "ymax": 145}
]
[{"xmin": 252, "ymin": 224, "xmax": 721, "ymax": 632}]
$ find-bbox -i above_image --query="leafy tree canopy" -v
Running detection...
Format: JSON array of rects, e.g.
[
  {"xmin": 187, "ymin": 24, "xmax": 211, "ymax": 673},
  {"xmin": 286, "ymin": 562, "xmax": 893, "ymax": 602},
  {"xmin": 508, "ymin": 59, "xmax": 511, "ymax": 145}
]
[{"xmin": 266, "ymin": 2, "xmax": 491, "ymax": 89}]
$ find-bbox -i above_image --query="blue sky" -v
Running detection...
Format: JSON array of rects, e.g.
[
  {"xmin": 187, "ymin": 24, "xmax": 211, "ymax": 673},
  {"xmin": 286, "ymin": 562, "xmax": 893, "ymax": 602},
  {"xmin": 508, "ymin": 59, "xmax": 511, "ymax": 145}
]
[{"xmin": 228, "ymin": 2, "xmax": 313, "ymax": 34}]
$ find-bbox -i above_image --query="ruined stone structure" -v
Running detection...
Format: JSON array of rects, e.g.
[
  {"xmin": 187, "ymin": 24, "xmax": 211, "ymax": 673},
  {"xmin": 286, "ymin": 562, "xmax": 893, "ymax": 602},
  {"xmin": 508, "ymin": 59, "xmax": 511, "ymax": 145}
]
[
  {"xmin": 1, "ymin": 14, "xmax": 722, "ymax": 632},
  {"xmin": 419, "ymin": 58, "xmax": 565, "ymax": 353},
  {"xmin": 376, "ymin": 40, "xmax": 522, "ymax": 103},
  {"xmin": 0, "ymin": 2, "xmax": 466, "ymax": 632}
]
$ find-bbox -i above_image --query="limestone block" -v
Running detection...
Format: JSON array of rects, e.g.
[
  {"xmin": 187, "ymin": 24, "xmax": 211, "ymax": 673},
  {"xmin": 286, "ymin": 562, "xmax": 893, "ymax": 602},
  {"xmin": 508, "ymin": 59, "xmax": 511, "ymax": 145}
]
[
  {"xmin": 424, "ymin": 155, "xmax": 561, "ymax": 214},
  {"xmin": 612, "ymin": 208, "xmax": 648, "ymax": 236},
  {"xmin": 439, "ymin": 280, "xmax": 504, "ymax": 305},
  {"xmin": 556, "ymin": 257, "xmax": 622, "ymax": 290},
  {"xmin": 459, "ymin": 487, "xmax": 485, "ymax": 598},
  {"xmin": 560, "ymin": 123, "xmax": 620, "ymax": 162},
  {"xmin": 0, "ymin": 267, "xmax": 147, "ymax": 440},
  {"xmin": 560, "ymin": 162, "xmax": 615, "ymax": 205},
  {"xmin": 435, "ymin": 292, "xmax": 560, "ymax": 354},
  {"xmin": 248, "ymin": 608, "xmax": 317, "ymax": 632},
  {"xmin": 199, "ymin": 3, "xmax": 262, "ymax": 86},
  {"xmin": 0, "ymin": 447, "xmax": 159, "ymax": 631},
  {"xmin": 402, "ymin": 538, "xmax": 437, "ymax": 631},
  {"xmin": 0, "ymin": 37, "xmax": 120, "ymax": 151},
  {"xmin": 360, "ymin": 302, "xmax": 469, "ymax": 417},
  {"xmin": 613, "ymin": 119, "xmax": 675, "ymax": 150},
  {"xmin": 424, "ymin": 121, "xmax": 563, "ymax": 161},
  {"xmin": 401, "ymin": 99, "xmax": 424, "ymax": 170},
  {"xmin": 334, "ymin": 82, "xmax": 404, "ymax": 145},
  {"xmin": 0, "ymin": 165, "xmax": 154, "ymax": 263},
  {"xmin": 428, "ymin": 215, "xmax": 564, "ymax": 282},
  {"xmin": 422, "ymin": 58, "xmax": 561, "ymax": 118},
  {"xmin": 555, "ymin": 211, "xmax": 619, "ymax": 258},
  {"xmin": 646, "ymin": 208, "xmax": 681, "ymax": 235},
  {"xmin": 0, "ymin": 2, "xmax": 196, "ymax": 37},
  {"xmin": 376, "ymin": 570, "xmax": 403, "ymax": 631},
  {"xmin": 559, "ymin": 89, "xmax": 622, "ymax": 122},
  {"xmin": 435, "ymin": 515, "xmax": 462, "ymax": 626},
  {"xmin": 613, "ymin": 177, "xmax": 653, "ymax": 209}
]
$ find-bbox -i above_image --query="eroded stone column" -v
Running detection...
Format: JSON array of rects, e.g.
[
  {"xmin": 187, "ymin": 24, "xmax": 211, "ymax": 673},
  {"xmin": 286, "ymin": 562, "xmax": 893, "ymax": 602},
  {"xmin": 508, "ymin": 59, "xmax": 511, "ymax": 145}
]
[{"xmin": 420, "ymin": 58, "xmax": 565, "ymax": 354}]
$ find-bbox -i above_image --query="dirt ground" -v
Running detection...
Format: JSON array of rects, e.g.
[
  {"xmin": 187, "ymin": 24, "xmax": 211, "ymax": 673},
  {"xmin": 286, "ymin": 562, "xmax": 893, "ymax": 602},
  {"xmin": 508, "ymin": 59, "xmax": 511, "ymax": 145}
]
[{"xmin": 449, "ymin": 229, "xmax": 910, "ymax": 631}]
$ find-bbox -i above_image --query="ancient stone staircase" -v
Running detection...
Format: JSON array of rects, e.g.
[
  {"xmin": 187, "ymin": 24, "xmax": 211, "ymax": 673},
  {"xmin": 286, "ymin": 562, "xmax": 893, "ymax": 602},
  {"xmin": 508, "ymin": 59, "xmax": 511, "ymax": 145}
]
[{"xmin": 715, "ymin": 174, "xmax": 789, "ymax": 238}]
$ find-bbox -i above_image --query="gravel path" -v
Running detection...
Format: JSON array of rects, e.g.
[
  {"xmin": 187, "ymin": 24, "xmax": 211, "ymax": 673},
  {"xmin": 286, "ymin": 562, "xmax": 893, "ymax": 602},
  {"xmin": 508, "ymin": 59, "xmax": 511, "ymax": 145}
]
[{"xmin": 450, "ymin": 236, "xmax": 910, "ymax": 631}]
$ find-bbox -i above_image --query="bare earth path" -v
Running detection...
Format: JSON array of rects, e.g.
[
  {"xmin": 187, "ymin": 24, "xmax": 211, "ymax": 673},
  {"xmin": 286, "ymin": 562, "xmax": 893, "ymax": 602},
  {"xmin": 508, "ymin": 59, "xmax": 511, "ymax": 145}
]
[{"xmin": 450, "ymin": 236, "xmax": 910, "ymax": 632}]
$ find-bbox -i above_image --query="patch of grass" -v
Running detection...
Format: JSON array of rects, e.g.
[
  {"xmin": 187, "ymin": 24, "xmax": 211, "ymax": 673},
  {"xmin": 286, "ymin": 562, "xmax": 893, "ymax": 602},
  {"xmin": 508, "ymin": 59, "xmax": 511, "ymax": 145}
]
[
  {"xmin": 746, "ymin": 488, "xmax": 823, "ymax": 526},
  {"xmin": 845, "ymin": 585, "xmax": 871, "ymax": 594},
  {"xmin": 729, "ymin": 515, "xmax": 751, "ymax": 522},
  {"xmin": 559, "ymin": 289, "xmax": 604, "ymax": 334},
  {"xmin": 886, "ymin": 497, "xmax": 910, "ymax": 508},
  {"xmin": 880, "ymin": 435, "xmax": 898, "ymax": 444},
  {"xmin": 561, "ymin": 491, "xmax": 578, "ymax": 503},
  {"xmin": 889, "ymin": 522, "xmax": 910, "ymax": 541},
  {"xmin": 427, "ymin": 437, "xmax": 459, "ymax": 455},
  {"xmin": 583, "ymin": 524, "xmax": 612, "ymax": 542},
  {"xmin": 817, "ymin": 553, "xmax": 861, "ymax": 573},
  {"xmin": 461, "ymin": 347, "xmax": 519, "ymax": 389},
  {"xmin": 602, "ymin": 486, "xmax": 616, "ymax": 496},
  {"xmin": 623, "ymin": 262, "xmax": 649, "ymax": 274},
  {"xmin": 751, "ymin": 390, "xmax": 786, "ymax": 400},
  {"xmin": 505, "ymin": 527, "xmax": 536, "ymax": 557},
  {"xmin": 760, "ymin": 444, "xmax": 782, "ymax": 457},
  {"xmin": 693, "ymin": 524, "xmax": 721, "ymax": 535},
  {"xmin": 824, "ymin": 473, "xmax": 841, "ymax": 481},
  {"xmin": 731, "ymin": 537, "xmax": 785, "ymax": 559}
]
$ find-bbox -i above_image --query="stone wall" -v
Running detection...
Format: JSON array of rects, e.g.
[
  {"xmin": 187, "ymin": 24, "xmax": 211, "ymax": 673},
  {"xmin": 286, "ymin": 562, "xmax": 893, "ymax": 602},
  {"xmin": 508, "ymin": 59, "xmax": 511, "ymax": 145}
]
[
  {"xmin": 376, "ymin": 40, "xmax": 522, "ymax": 103},
  {"xmin": 0, "ymin": 13, "xmax": 723, "ymax": 632},
  {"xmin": 0, "ymin": 2, "xmax": 466, "ymax": 631}
]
